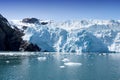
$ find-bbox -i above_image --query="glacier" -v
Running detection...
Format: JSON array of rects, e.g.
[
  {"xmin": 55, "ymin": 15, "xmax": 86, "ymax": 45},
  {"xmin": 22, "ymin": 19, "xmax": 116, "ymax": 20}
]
[{"xmin": 9, "ymin": 19, "xmax": 120, "ymax": 53}]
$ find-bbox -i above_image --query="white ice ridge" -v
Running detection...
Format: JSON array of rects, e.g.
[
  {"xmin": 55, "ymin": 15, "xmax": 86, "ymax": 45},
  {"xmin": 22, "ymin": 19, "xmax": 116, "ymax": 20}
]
[{"xmin": 10, "ymin": 19, "xmax": 120, "ymax": 53}]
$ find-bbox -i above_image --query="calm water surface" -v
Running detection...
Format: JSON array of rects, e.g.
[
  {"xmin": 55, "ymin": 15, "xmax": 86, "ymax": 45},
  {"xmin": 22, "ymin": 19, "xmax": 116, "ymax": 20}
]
[{"xmin": 0, "ymin": 52, "xmax": 120, "ymax": 80}]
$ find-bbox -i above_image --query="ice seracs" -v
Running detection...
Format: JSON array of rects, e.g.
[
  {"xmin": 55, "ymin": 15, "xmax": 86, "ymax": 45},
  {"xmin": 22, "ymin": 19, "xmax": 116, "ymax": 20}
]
[{"xmin": 110, "ymin": 32, "xmax": 120, "ymax": 52}]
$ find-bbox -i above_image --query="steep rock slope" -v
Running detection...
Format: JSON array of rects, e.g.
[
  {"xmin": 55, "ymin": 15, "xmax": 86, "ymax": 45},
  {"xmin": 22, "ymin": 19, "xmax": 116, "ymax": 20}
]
[{"xmin": 0, "ymin": 14, "xmax": 40, "ymax": 51}]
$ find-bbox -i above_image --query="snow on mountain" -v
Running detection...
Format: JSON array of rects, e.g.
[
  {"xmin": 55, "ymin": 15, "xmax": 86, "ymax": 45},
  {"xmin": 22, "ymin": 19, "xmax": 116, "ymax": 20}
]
[{"xmin": 9, "ymin": 19, "xmax": 120, "ymax": 53}]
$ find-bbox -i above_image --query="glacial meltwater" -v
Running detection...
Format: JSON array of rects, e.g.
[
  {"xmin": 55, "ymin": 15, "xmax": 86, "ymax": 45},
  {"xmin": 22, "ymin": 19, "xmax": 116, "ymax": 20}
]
[{"xmin": 0, "ymin": 52, "xmax": 120, "ymax": 80}]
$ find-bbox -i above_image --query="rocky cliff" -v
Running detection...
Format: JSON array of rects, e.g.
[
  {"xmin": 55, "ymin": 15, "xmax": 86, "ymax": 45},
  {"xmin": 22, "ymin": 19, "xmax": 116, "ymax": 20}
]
[{"xmin": 0, "ymin": 14, "xmax": 40, "ymax": 51}]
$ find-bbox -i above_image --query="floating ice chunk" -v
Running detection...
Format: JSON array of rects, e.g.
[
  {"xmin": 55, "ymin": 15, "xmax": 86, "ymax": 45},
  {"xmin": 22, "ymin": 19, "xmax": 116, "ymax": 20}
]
[
  {"xmin": 9, "ymin": 53, "xmax": 14, "ymax": 56},
  {"xmin": 13, "ymin": 66, "xmax": 16, "ymax": 68},
  {"xmin": 6, "ymin": 60, "xmax": 10, "ymax": 63},
  {"xmin": 37, "ymin": 57, "xmax": 46, "ymax": 61},
  {"xmin": 61, "ymin": 58, "xmax": 70, "ymax": 62},
  {"xmin": 59, "ymin": 66, "xmax": 65, "ymax": 68},
  {"xmin": 64, "ymin": 62, "xmax": 82, "ymax": 66},
  {"xmin": 44, "ymin": 52, "xmax": 50, "ymax": 55},
  {"xmin": 98, "ymin": 53, "xmax": 107, "ymax": 56}
]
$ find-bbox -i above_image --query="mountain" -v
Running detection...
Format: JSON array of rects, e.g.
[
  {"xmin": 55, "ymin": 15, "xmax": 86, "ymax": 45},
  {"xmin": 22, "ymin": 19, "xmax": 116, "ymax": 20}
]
[
  {"xmin": 0, "ymin": 14, "xmax": 40, "ymax": 51},
  {"xmin": 10, "ymin": 18, "xmax": 120, "ymax": 53}
]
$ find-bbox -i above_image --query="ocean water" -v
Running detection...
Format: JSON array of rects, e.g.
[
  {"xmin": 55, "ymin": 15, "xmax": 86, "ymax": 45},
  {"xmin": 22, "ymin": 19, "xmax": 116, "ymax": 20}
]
[{"xmin": 0, "ymin": 52, "xmax": 120, "ymax": 80}]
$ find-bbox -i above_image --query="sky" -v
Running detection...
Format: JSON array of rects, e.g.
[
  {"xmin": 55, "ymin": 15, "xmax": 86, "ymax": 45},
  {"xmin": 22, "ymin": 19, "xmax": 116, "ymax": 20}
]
[{"xmin": 0, "ymin": 0, "xmax": 120, "ymax": 21}]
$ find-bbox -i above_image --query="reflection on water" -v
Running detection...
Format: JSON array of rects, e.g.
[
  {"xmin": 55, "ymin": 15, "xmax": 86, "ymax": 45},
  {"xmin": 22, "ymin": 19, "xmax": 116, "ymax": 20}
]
[{"xmin": 0, "ymin": 52, "xmax": 120, "ymax": 80}]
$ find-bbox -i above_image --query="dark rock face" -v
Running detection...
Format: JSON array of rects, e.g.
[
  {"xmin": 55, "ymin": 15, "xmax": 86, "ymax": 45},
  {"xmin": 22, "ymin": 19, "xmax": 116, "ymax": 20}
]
[
  {"xmin": 22, "ymin": 18, "xmax": 40, "ymax": 24},
  {"xmin": 19, "ymin": 41, "xmax": 41, "ymax": 51},
  {"xmin": 0, "ymin": 14, "xmax": 40, "ymax": 51},
  {"xmin": 22, "ymin": 26, "xmax": 28, "ymax": 30},
  {"xmin": 41, "ymin": 22, "xmax": 48, "ymax": 25},
  {"xmin": 21, "ymin": 41, "xmax": 41, "ymax": 51},
  {"xmin": 0, "ymin": 14, "xmax": 14, "ymax": 50},
  {"xmin": 0, "ymin": 28, "xmax": 6, "ymax": 50}
]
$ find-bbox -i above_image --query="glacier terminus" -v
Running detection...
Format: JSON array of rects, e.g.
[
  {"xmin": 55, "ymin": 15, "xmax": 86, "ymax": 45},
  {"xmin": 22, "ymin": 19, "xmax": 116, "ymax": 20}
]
[{"xmin": 10, "ymin": 19, "xmax": 120, "ymax": 53}]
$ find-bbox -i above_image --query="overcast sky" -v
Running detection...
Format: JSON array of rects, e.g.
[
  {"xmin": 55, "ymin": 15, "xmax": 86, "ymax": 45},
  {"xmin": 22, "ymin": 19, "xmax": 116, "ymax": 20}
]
[{"xmin": 0, "ymin": 0, "xmax": 120, "ymax": 21}]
